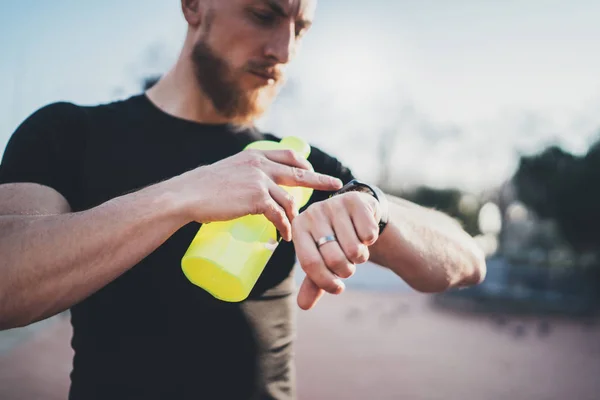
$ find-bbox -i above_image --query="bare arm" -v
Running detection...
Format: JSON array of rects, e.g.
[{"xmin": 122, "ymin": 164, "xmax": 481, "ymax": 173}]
[
  {"xmin": 368, "ymin": 194, "xmax": 486, "ymax": 292},
  {"xmin": 293, "ymin": 190, "xmax": 486, "ymax": 310},
  {"xmin": 0, "ymin": 182, "xmax": 184, "ymax": 329},
  {"xmin": 0, "ymin": 149, "xmax": 342, "ymax": 330}
]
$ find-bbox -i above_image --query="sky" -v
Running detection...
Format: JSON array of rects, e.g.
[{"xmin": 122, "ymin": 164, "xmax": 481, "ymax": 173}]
[{"xmin": 1, "ymin": 0, "xmax": 600, "ymax": 193}]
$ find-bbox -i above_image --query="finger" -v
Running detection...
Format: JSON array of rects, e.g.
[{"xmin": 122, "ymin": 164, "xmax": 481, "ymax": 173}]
[
  {"xmin": 269, "ymin": 181, "xmax": 298, "ymax": 225},
  {"xmin": 261, "ymin": 198, "xmax": 292, "ymax": 242},
  {"xmin": 332, "ymin": 207, "xmax": 370, "ymax": 265},
  {"xmin": 293, "ymin": 223, "xmax": 345, "ymax": 295},
  {"xmin": 297, "ymin": 276, "xmax": 325, "ymax": 310},
  {"xmin": 267, "ymin": 161, "xmax": 343, "ymax": 191},
  {"xmin": 261, "ymin": 149, "xmax": 314, "ymax": 171},
  {"xmin": 313, "ymin": 221, "xmax": 356, "ymax": 279},
  {"xmin": 346, "ymin": 194, "xmax": 380, "ymax": 245}
]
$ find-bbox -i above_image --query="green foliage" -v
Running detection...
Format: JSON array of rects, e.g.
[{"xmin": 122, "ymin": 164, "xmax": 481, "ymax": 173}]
[{"xmin": 512, "ymin": 135, "xmax": 600, "ymax": 252}]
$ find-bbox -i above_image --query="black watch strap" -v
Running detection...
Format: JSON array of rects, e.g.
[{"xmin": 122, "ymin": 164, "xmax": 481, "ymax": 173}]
[{"xmin": 330, "ymin": 179, "xmax": 389, "ymax": 234}]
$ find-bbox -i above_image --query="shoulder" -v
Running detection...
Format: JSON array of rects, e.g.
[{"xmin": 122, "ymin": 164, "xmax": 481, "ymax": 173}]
[
  {"xmin": 28, "ymin": 93, "xmax": 142, "ymax": 120},
  {"xmin": 33, "ymin": 101, "xmax": 84, "ymax": 116},
  {"xmin": 5, "ymin": 102, "xmax": 92, "ymax": 153},
  {"xmin": 21, "ymin": 101, "xmax": 88, "ymax": 128},
  {"xmin": 1, "ymin": 97, "xmax": 129, "ymax": 167},
  {"xmin": 12, "ymin": 95, "xmax": 140, "ymax": 142}
]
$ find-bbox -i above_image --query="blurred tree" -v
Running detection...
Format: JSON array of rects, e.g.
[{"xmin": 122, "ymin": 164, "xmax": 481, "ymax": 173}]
[{"xmin": 512, "ymin": 136, "xmax": 600, "ymax": 252}]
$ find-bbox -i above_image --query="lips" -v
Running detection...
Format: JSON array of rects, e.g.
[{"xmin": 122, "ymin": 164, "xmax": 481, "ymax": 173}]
[{"xmin": 248, "ymin": 68, "xmax": 280, "ymax": 82}]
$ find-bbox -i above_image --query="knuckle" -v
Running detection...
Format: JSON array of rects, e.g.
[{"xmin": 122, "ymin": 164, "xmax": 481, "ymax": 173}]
[
  {"xmin": 364, "ymin": 227, "xmax": 379, "ymax": 243},
  {"xmin": 268, "ymin": 205, "xmax": 286, "ymax": 225},
  {"xmin": 323, "ymin": 199, "xmax": 337, "ymax": 214},
  {"xmin": 249, "ymin": 170, "xmax": 267, "ymax": 186},
  {"xmin": 324, "ymin": 279, "xmax": 341, "ymax": 293},
  {"xmin": 285, "ymin": 192, "xmax": 296, "ymax": 207},
  {"xmin": 316, "ymin": 202, "xmax": 331, "ymax": 218},
  {"xmin": 319, "ymin": 173, "xmax": 331, "ymax": 184},
  {"xmin": 252, "ymin": 187, "xmax": 270, "ymax": 208},
  {"xmin": 324, "ymin": 252, "xmax": 354, "ymax": 278},
  {"xmin": 337, "ymin": 264, "xmax": 356, "ymax": 279},
  {"xmin": 345, "ymin": 191, "xmax": 363, "ymax": 204},
  {"xmin": 347, "ymin": 244, "xmax": 364, "ymax": 262},
  {"xmin": 248, "ymin": 157, "xmax": 263, "ymax": 168},
  {"xmin": 292, "ymin": 166, "xmax": 306, "ymax": 181},
  {"xmin": 272, "ymin": 202, "xmax": 284, "ymax": 217},
  {"xmin": 283, "ymin": 149, "xmax": 297, "ymax": 160},
  {"xmin": 245, "ymin": 151, "xmax": 263, "ymax": 168},
  {"xmin": 304, "ymin": 203, "xmax": 319, "ymax": 218},
  {"xmin": 359, "ymin": 247, "xmax": 371, "ymax": 263},
  {"xmin": 269, "ymin": 202, "xmax": 282, "ymax": 217},
  {"xmin": 366, "ymin": 200, "xmax": 379, "ymax": 218}
]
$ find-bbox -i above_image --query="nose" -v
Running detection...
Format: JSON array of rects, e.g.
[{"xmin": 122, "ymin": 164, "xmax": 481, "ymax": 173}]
[{"xmin": 264, "ymin": 25, "xmax": 295, "ymax": 64}]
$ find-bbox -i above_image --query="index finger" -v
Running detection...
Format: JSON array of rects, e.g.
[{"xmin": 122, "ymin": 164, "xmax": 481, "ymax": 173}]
[
  {"xmin": 268, "ymin": 163, "xmax": 343, "ymax": 192},
  {"xmin": 261, "ymin": 149, "xmax": 344, "ymax": 191},
  {"xmin": 262, "ymin": 149, "xmax": 314, "ymax": 171}
]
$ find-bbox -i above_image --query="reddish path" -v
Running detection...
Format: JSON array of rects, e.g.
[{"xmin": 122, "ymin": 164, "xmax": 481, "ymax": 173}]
[
  {"xmin": 1, "ymin": 292, "xmax": 599, "ymax": 400},
  {"xmin": 295, "ymin": 292, "xmax": 600, "ymax": 400}
]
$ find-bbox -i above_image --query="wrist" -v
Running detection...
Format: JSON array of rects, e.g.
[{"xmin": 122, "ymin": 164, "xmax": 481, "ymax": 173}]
[
  {"xmin": 105, "ymin": 178, "xmax": 190, "ymax": 232},
  {"xmin": 142, "ymin": 176, "xmax": 195, "ymax": 227},
  {"xmin": 160, "ymin": 166, "xmax": 220, "ymax": 225}
]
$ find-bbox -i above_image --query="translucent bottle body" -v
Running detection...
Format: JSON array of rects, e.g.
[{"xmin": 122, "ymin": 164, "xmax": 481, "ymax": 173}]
[{"xmin": 181, "ymin": 136, "xmax": 313, "ymax": 302}]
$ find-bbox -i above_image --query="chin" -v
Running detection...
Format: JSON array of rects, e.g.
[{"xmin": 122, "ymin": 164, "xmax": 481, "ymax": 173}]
[
  {"xmin": 231, "ymin": 91, "xmax": 277, "ymax": 125},
  {"xmin": 230, "ymin": 104, "xmax": 269, "ymax": 126}
]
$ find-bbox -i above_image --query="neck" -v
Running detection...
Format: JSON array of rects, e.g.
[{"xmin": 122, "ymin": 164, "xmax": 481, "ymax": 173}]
[{"xmin": 145, "ymin": 43, "xmax": 232, "ymax": 125}]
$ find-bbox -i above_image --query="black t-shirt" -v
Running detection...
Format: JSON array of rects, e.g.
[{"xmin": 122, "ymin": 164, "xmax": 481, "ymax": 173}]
[{"xmin": 0, "ymin": 94, "xmax": 354, "ymax": 400}]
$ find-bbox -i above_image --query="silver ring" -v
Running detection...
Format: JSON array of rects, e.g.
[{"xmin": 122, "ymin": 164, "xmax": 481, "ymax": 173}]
[{"xmin": 316, "ymin": 234, "xmax": 337, "ymax": 248}]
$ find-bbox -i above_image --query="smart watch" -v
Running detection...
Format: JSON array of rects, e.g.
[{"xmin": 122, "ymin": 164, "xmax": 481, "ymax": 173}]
[{"xmin": 331, "ymin": 179, "xmax": 389, "ymax": 234}]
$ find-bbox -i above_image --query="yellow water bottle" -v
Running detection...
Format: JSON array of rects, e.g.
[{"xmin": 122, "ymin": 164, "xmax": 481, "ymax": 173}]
[{"xmin": 181, "ymin": 136, "xmax": 313, "ymax": 302}]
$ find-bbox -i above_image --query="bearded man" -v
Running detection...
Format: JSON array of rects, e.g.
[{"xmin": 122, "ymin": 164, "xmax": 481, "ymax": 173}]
[{"xmin": 0, "ymin": 1, "xmax": 486, "ymax": 399}]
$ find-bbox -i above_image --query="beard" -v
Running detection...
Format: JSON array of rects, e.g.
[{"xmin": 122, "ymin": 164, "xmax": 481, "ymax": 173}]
[{"xmin": 191, "ymin": 39, "xmax": 282, "ymax": 125}]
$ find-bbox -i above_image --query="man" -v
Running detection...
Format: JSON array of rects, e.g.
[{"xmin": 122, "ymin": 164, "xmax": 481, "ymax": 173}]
[{"xmin": 0, "ymin": 0, "xmax": 486, "ymax": 399}]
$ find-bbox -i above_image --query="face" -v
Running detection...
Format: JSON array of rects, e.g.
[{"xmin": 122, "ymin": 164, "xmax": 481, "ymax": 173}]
[{"xmin": 190, "ymin": 0, "xmax": 316, "ymax": 124}]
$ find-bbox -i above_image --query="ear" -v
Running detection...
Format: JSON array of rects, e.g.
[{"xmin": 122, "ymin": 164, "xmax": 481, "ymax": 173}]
[{"xmin": 181, "ymin": 0, "xmax": 203, "ymax": 26}]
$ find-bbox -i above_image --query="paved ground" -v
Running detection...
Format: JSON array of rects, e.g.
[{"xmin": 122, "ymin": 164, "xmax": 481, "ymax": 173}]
[
  {"xmin": 1, "ymin": 291, "xmax": 599, "ymax": 400},
  {"xmin": 295, "ymin": 291, "xmax": 600, "ymax": 400}
]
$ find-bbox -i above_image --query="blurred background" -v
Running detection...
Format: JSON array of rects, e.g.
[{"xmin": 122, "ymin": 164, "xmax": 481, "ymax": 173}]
[{"xmin": 1, "ymin": 1, "xmax": 600, "ymax": 399}]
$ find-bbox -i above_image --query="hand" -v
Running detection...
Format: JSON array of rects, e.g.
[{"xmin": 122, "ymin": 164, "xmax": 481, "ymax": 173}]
[
  {"xmin": 292, "ymin": 192, "xmax": 382, "ymax": 310},
  {"xmin": 170, "ymin": 149, "xmax": 343, "ymax": 241}
]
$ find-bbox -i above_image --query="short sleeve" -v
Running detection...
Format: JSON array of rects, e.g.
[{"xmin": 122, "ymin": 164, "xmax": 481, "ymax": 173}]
[{"xmin": 0, "ymin": 102, "xmax": 87, "ymax": 207}]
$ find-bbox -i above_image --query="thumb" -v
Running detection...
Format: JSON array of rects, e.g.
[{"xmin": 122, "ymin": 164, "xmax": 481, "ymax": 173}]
[{"xmin": 297, "ymin": 276, "xmax": 325, "ymax": 310}]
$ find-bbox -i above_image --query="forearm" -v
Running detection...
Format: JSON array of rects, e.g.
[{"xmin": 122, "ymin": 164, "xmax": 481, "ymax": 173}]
[
  {"xmin": 369, "ymin": 195, "xmax": 486, "ymax": 292},
  {"xmin": 0, "ymin": 184, "xmax": 185, "ymax": 329}
]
